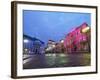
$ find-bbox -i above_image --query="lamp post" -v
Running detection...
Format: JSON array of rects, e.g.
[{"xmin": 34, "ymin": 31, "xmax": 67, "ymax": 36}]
[
  {"xmin": 60, "ymin": 39, "xmax": 65, "ymax": 53},
  {"xmin": 24, "ymin": 39, "xmax": 29, "ymax": 54},
  {"xmin": 82, "ymin": 26, "xmax": 90, "ymax": 52}
]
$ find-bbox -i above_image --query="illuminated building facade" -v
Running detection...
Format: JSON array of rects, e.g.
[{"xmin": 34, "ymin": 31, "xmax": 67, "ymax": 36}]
[
  {"xmin": 45, "ymin": 39, "xmax": 65, "ymax": 53},
  {"xmin": 64, "ymin": 22, "xmax": 91, "ymax": 53}
]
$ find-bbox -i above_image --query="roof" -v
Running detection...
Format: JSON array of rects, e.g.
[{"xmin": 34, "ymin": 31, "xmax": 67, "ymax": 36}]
[{"xmin": 23, "ymin": 34, "xmax": 44, "ymax": 44}]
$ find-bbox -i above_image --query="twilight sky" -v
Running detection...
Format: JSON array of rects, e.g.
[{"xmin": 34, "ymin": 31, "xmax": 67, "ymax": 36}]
[{"xmin": 23, "ymin": 10, "xmax": 91, "ymax": 43}]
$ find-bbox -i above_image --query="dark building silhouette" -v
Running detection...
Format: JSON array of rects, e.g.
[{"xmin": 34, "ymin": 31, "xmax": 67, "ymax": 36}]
[{"xmin": 23, "ymin": 34, "xmax": 45, "ymax": 54}]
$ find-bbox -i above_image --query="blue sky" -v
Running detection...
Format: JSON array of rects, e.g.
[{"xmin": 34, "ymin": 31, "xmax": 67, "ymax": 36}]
[{"xmin": 23, "ymin": 10, "xmax": 91, "ymax": 43}]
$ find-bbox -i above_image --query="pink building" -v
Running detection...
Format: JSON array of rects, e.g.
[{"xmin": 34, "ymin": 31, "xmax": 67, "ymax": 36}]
[{"xmin": 64, "ymin": 22, "xmax": 90, "ymax": 53}]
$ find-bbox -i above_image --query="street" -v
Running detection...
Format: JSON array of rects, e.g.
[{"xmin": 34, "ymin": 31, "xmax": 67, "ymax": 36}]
[{"xmin": 23, "ymin": 53, "xmax": 91, "ymax": 69}]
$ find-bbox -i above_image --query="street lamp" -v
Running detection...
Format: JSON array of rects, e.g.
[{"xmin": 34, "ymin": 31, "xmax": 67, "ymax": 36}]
[
  {"xmin": 52, "ymin": 44, "xmax": 56, "ymax": 48},
  {"xmin": 24, "ymin": 49, "xmax": 28, "ymax": 52},
  {"xmin": 24, "ymin": 39, "xmax": 29, "ymax": 43},
  {"xmin": 60, "ymin": 39, "xmax": 64, "ymax": 43}
]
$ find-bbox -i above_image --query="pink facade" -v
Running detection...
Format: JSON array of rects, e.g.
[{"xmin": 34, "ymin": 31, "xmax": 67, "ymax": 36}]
[{"xmin": 64, "ymin": 22, "xmax": 90, "ymax": 53}]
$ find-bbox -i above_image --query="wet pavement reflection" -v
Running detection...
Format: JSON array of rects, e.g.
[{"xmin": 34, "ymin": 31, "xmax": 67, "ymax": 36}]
[{"xmin": 23, "ymin": 53, "xmax": 90, "ymax": 69}]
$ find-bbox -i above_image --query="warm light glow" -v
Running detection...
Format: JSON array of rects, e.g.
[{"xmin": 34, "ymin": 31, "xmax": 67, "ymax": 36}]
[
  {"xmin": 24, "ymin": 49, "xmax": 28, "ymax": 52},
  {"xmin": 60, "ymin": 40, "xmax": 64, "ymax": 43},
  {"xmin": 46, "ymin": 47, "xmax": 52, "ymax": 51},
  {"xmin": 24, "ymin": 39, "xmax": 29, "ymax": 43},
  {"xmin": 52, "ymin": 44, "xmax": 56, "ymax": 48},
  {"xmin": 82, "ymin": 27, "xmax": 90, "ymax": 33}
]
